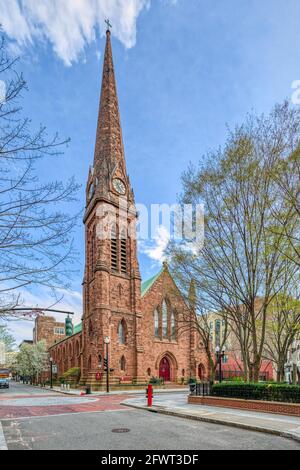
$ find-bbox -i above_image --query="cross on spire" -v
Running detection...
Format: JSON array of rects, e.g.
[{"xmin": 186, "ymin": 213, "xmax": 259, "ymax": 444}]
[{"xmin": 105, "ymin": 19, "xmax": 112, "ymax": 32}]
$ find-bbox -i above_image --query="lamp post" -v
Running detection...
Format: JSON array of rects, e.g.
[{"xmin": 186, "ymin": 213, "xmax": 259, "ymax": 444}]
[
  {"xmin": 215, "ymin": 346, "xmax": 226, "ymax": 383},
  {"xmin": 104, "ymin": 336, "xmax": 110, "ymax": 393},
  {"xmin": 49, "ymin": 357, "xmax": 53, "ymax": 389}
]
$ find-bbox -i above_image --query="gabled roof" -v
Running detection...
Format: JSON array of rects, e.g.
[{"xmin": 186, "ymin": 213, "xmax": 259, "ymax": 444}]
[
  {"xmin": 73, "ymin": 322, "xmax": 82, "ymax": 334},
  {"xmin": 63, "ymin": 265, "xmax": 178, "ymax": 339},
  {"xmin": 141, "ymin": 268, "xmax": 164, "ymax": 297}
]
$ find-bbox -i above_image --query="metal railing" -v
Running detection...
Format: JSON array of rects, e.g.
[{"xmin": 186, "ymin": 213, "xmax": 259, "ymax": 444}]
[{"xmin": 189, "ymin": 382, "xmax": 211, "ymax": 397}]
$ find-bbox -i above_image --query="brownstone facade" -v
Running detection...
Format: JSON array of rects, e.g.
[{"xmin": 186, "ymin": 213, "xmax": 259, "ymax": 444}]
[
  {"xmin": 46, "ymin": 29, "xmax": 208, "ymax": 389},
  {"xmin": 33, "ymin": 316, "xmax": 66, "ymax": 349}
]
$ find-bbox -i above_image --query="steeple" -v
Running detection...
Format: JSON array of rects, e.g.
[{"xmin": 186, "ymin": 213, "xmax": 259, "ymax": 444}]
[{"xmin": 88, "ymin": 27, "xmax": 130, "ymax": 207}]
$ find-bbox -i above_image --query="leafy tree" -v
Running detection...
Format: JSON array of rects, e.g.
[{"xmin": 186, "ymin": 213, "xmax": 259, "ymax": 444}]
[
  {"xmin": 272, "ymin": 145, "xmax": 300, "ymax": 267},
  {"xmin": 0, "ymin": 324, "xmax": 15, "ymax": 351},
  {"xmin": 15, "ymin": 341, "xmax": 48, "ymax": 382},
  {"xmin": 168, "ymin": 102, "xmax": 300, "ymax": 382},
  {"xmin": 263, "ymin": 269, "xmax": 300, "ymax": 382}
]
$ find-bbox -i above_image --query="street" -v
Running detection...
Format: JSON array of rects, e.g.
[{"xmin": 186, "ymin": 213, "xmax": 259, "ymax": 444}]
[{"xmin": 0, "ymin": 382, "xmax": 299, "ymax": 450}]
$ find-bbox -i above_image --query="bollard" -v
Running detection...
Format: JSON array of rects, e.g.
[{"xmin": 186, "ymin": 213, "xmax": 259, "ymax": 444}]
[{"xmin": 147, "ymin": 384, "xmax": 153, "ymax": 407}]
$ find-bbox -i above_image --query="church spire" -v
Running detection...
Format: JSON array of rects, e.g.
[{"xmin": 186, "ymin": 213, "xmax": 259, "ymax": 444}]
[{"xmin": 93, "ymin": 27, "xmax": 127, "ymax": 187}]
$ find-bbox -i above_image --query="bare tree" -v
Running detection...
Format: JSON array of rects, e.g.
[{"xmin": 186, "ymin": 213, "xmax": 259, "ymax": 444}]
[
  {"xmin": 169, "ymin": 275, "xmax": 230, "ymax": 382},
  {"xmin": 0, "ymin": 36, "xmax": 80, "ymax": 316},
  {"xmin": 168, "ymin": 102, "xmax": 300, "ymax": 382}
]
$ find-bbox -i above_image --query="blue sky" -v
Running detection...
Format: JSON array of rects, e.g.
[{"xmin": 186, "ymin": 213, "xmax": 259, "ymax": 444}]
[{"xmin": 1, "ymin": 0, "xmax": 300, "ymax": 343}]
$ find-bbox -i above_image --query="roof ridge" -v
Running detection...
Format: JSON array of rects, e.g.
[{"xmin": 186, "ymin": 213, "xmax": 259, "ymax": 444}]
[{"xmin": 141, "ymin": 267, "xmax": 164, "ymax": 297}]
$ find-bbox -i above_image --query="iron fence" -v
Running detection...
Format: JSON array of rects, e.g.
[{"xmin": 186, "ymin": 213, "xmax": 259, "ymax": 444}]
[{"xmin": 189, "ymin": 382, "xmax": 211, "ymax": 397}]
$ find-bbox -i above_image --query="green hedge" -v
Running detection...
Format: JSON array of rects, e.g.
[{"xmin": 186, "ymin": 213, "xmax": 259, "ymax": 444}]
[
  {"xmin": 212, "ymin": 382, "xmax": 300, "ymax": 403},
  {"xmin": 61, "ymin": 367, "xmax": 81, "ymax": 380}
]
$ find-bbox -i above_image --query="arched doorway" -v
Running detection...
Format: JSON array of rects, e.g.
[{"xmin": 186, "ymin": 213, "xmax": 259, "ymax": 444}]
[
  {"xmin": 198, "ymin": 363, "xmax": 206, "ymax": 381},
  {"xmin": 159, "ymin": 357, "xmax": 171, "ymax": 382}
]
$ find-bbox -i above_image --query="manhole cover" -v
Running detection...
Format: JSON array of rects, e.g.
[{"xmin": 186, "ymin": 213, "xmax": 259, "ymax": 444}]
[{"xmin": 111, "ymin": 428, "xmax": 130, "ymax": 434}]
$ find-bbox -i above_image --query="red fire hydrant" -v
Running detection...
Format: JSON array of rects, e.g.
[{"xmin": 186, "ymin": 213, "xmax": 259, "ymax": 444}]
[{"xmin": 147, "ymin": 384, "xmax": 153, "ymax": 407}]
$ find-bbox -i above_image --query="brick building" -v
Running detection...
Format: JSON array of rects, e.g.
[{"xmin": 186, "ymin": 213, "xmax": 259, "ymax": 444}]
[
  {"xmin": 33, "ymin": 316, "xmax": 67, "ymax": 349},
  {"xmin": 45, "ymin": 28, "xmax": 208, "ymax": 389},
  {"xmin": 207, "ymin": 313, "xmax": 274, "ymax": 382}
]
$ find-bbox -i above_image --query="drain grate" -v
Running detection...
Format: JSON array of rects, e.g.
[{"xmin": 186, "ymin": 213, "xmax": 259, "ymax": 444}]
[{"xmin": 111, "ymin": 428, "xmax": 131, "ymax": 434}]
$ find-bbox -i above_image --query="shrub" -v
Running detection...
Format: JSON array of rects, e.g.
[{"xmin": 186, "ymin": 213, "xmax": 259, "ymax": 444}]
[
  {"xmin": 212, "ymin": 382, "xmax": 300, "ymax": 403},
  {"xmin": 188, "ymin": 377, "xmax": 197, "ymax": 385},
  {"xmin": 62, "ymin": 367, "xmax": 81, "ymax": 381},
  {"xmin": 149, "ymin": 376, "xmax": 163, "ymax": 385}
]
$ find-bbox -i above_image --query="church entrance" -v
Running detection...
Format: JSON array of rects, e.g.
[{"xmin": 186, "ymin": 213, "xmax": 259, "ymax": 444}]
[{"xmin": 159, "ymin": 357, "xmax": 171, "ymax": 382}]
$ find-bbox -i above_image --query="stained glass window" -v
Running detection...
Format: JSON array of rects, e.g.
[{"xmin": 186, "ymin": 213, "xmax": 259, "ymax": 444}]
[{"xmin": 162, "ymin": 300, "xmax": 168, "ymax": 337}]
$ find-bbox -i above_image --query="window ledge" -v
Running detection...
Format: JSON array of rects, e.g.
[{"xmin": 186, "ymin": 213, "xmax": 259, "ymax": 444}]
[{"xmin": 154, "ymin": 338, "xmax": 178, "ymax": 345}]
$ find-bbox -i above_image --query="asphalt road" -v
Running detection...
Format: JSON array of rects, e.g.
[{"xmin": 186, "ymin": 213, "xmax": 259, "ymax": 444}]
[
  {"xmin": 1, "ymin": 382, "xmax": 299, "ymax": 450},
  {"xmin": 0, "ymin": 381, "xmax": 54, "ymax": 396}
]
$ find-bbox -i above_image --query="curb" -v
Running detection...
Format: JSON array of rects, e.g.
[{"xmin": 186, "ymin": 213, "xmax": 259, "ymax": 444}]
[
  {"xmin": 122, "ymin": 402, "xmax": 300, "ymax": 445},
  {"xmin": 11, "ymin": 382, "xmax": 188, "ymax": 397},
  {"xmin": 15, "ymin": 383, "xmax": 80, "ymax": 397},
  {"xmin": 0, "ymin": 422, "xmax": 8, "ymax": 451}
]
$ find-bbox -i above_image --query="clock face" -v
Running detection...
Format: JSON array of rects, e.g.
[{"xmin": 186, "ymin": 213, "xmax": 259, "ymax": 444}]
[{"xmin": 113, "ymin": 178, "xmax": 126, "ymax": 195}]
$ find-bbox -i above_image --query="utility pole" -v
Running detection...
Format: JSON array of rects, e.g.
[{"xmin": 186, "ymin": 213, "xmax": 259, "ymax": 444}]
[
  {"xmin": 104, "ymin": 336, "xmax": 110, "ymax": 393},
  {"xmin": 50, "ymin": 357, "xmax": 53, "ymax": 389}
]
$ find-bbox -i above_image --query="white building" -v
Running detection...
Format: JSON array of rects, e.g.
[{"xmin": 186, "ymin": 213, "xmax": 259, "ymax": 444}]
[
  {"xmin": 285, "ymin": 339, "xmax": 300, "ymax": 384},
  {"xmin": 0, "ymin": 341, "xmax": 5, "ymax": 366}
]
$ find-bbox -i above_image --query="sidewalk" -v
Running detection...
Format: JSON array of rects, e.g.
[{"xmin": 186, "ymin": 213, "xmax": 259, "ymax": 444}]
[
  {"xmin": 122, "ymin": 395, "xmax": 300, "ymax": 444},
  {"xmin": 21, "ymin": 383, "xmax": 189, "ymax": 397}
]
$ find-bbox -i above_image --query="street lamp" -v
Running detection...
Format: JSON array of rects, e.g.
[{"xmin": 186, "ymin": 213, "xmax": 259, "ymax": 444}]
[
  {"xmin": 104, "ymin": 336, "xmax": 110, "ymax": 393},
  {"xmin": 215, "ymin": 346, "xmax": 226, "ymax": 383},
  {"xmin": 49, "ymin": 357, "xmax": 53, "ymax": 389}
]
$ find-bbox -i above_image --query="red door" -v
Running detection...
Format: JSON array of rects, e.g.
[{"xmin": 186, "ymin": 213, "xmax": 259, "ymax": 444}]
[{"xmin": 159, "ymin": 357, "xmax": 171, "ymax": 382}]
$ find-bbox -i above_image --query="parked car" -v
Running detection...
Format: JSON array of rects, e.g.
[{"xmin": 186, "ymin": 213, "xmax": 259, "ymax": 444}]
[
  {"xmin": 0, "ymin": 369, "xmax": 10, "ymax": 389},
  {"xmin": 0, "ymin": 378, "xmax": 9, "ymax": 389}
]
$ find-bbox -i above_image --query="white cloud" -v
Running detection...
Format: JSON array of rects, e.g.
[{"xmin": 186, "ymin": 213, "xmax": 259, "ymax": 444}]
[
  {"xmin": 139, "ymin": 225, "xmax": 170, "ymax": 264},
  {"xmin": 2, "ymin": 285, "xmax": 83, "ymax": 345},
  {"xmin": 0, "ymin": 0, "xmax": 151, "ymax": 65}
]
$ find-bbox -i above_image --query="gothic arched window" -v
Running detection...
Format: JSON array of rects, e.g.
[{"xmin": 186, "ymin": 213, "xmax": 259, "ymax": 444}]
[
  {"xmin": 154, "ymin": 309, "xmax": 159, "ymax": 338},
  {"xmin": 111, "ymin": 225, "xmax": 118, "ymax": 271},
  {"xmin": 120, "ymin": 229, "xmax": 127, "ymax": 274},
  {"xmin": 162, "ymin": 300, "xmax": 168, "ymax": 338},
  {"xmin": 171, "ymin": 310, "xmax": 176, "ymax": 340},
  {"xmin": 120, "ymin": 355, "xmax": 126, "ymax": 372},
  {"xmin": 89, "ymin": 319, "xmax": 93, "ymax": 336},
  {"xmin": 118, "ymin": 319, "xmax": 127, "ymax": 345}
]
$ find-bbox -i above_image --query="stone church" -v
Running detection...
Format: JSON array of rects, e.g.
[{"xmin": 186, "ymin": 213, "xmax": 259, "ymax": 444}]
[{"xmin": 42, "ymin": 28, "xmax": 208, "ymax": 389}]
